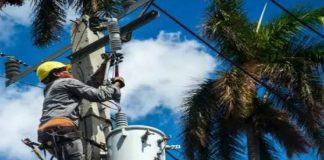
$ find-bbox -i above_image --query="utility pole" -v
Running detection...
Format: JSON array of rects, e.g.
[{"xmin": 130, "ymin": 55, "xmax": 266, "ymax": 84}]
[
  {"xmin": 70, "ymin": 15, "xmax": 109, "ymax": 160},
  {"xmin": 68, "ymin": 3, "xmax": 158, "ymax": 159},
  {"xmin": 4, "ymin": 1, "xmax": 161, "ymax": 159}
]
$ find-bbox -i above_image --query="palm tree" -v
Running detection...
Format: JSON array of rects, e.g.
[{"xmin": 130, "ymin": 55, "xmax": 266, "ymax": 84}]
[
  {"xmin": 182, "ymin": 0, "xmax": 324, "ymax": 159},
  {"xmin": 1, "ymin": 0, "xmax": 127, "ymax": 47},
  {"xmin": 32, "ymin": 0, "xmax": 126, "ymax": 47}
]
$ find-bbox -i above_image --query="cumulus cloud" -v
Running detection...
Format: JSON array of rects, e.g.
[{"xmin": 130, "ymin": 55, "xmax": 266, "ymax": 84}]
[
  {"xmin": 0, "ymin": 17, "xmax": 17, "ymax": 45},
  {"xmin": 0, "ymin": 1, "xmax": 79, "ymax": 44},
  {"xmin": 0, "ymin": 1, "xmax": 33, "ymax": 45},
  {"xmin": 1, "ymin": 1, "xmax": 33, "ymax": 26},
  {"xmin": 120, "ymin": 31, "xmax": 217, "ymax": 119},
  {"xmin": 0, "ymin": 31, "xmax": 216, "ymax": 159},
  {"xmin": 1, "ymin": 1, "xmax": 79, "ymax": 26},
  {"xmin": 0, "ymin": 81, "xmax": 43, "ymax": 160}
]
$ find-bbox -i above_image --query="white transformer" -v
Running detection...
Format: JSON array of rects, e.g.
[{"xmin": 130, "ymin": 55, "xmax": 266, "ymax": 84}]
[{"xmin": 107, "ymin": 112, "xmax": 169, "ymax": 160}]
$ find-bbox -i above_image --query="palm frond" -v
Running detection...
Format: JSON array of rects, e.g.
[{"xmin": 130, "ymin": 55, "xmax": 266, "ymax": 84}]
[
  {"xmin": 32, "ymin": 0, "xmax": 67, "ymax": 47},
  {"xmin": 255, "ymin": 102, "xmax": 310, "ymax": 157},
  {"xmin": 203, "ymin": 0, "xmax": 255, "ymax": 61},
  {"xmin": 73, "ymin": 0, "xmax": 123, "ymax": 17},
  {"xmin": 214, "ymin": 68, "xmax": 256, "ymax": 118},
  {"xmin": 97, "ymin": 0, "xmax": 123, "ymax": 17},
  {"xmin": 209, "ymin": 117, "xmax": 245, "ymax": 160},
  {"xmin": 264, "ymin": 7, "xmax": 324, "ymax": 50},
  {"xmin": 259, "ymin": 135, "xmax": 281, "ymax": 160},
  {"xmin": 182, "ymin": 80, "xmax": 218, "ymax": 160},
  {"xmin": 263, "ymin": 60, "xmax": 324, "ymax": 134},
  {"xmin": 293, "ymin": 36, "xmax": 324, "ymax": 69}
]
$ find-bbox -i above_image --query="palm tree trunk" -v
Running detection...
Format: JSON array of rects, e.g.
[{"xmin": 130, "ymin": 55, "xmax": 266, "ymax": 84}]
[{"xmin": 247, "ymin": 125, "xmax": 260, "ymax": 160}]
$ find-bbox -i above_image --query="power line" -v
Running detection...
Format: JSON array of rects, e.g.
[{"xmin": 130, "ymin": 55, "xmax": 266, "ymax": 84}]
[
  {"xmin": 151, "ymin": 3, "xmax": 291, "ymax": 104},
  {"xmin": 0, "ymin": 75, "xmax": 44, "ymax": 89},
  {"xmin": 166, "ymin": 150, "xmax": 180, "ymax": 160},
  {"xmin": 269, "ymin": 0, "xmax": 324, "ymax": 40},
  {"xmin": 0, "ymin": 52, "xmax": 30, "ymax": 67}
]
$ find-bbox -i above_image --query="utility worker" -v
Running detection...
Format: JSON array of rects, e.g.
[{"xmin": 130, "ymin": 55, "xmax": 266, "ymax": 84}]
[{"xmin": 36, "ymin": 61, "xmax": 124, "ymax": 160}]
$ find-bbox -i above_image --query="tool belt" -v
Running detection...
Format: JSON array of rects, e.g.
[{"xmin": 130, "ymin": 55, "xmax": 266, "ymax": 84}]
[
  {"xmin": 38, "ymin": 117, "xmax": 77, "ymax": 132},
  {"xmin": 38, "ymin": 117, "xmax": 80, "ymax": 147}
]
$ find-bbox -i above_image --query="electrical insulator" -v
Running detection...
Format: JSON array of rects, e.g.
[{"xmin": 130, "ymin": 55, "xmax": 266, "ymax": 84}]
[
  {"xmin": 107, "ymin": 18, "xmax": 122, "ymax": 52},
  {"xmin": 5, "ymin": 57, "xmax": 20, "ymax": 80}
]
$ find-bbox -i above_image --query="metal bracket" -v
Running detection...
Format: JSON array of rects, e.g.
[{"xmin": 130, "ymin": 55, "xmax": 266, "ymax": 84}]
[
  {"xmin": 68, "ymin": 10, "xmax": 159, "ymax": 62},
  {"xmin": 141, "ymin": 129, "xmax": 154, "ymax": 143},
  {"xmin": 5, "ymin": 0, "xmax": 155, "ymax": 87}
]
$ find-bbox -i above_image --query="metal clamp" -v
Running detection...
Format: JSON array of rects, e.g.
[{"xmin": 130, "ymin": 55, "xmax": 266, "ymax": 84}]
[{"xmin": 141, "ymin": 129, "xmax": 154, "ymax": 143}]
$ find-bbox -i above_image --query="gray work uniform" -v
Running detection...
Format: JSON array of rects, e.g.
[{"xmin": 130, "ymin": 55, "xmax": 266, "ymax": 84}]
[{"xmin": 38, "ymin": 78, "xmax": 119, "ymax": 160}]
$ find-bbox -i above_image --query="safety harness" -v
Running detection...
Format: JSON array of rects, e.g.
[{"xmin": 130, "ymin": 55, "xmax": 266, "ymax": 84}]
[{"xmin": 38, "ymin": 117, "xmax": 80, "ymax": 160}]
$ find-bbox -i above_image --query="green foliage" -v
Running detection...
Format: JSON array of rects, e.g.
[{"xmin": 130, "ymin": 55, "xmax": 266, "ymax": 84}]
[
  {"xmin": 182, "ymin": 0, "xmax": 324, "ymax": 159},
  {"xmin": 31, "ymin": 0, "xmax": 125, "ymax": 47}
]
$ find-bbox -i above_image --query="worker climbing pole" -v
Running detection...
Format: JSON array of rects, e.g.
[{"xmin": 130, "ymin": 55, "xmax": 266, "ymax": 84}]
[
  {"xmin": 8, "ymin": 1, "xmax": 184, "ymax": 159},
  {"xmin": 70, "ymin": 15, "xmax": 112, "ymax": 160}
]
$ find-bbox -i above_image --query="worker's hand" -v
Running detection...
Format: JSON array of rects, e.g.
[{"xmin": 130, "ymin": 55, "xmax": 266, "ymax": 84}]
[
  {"xmin": 112, "ymin": 86, "xmax": 121, "ymax": 102},
  {"xmin": 111, "ymin": 77, "xmax": 125, "ymax": 88},
  {"xmin": 101, "ymin": 80, "xmax": 111, "ymax": 86}
]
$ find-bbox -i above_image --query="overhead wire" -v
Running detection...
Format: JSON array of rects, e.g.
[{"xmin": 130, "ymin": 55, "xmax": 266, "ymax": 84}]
[
  {"xmin": 0, "ymin": 75, "xmax": 44, "ymax": 89},
  {"xmin": 166, "ymin": 150, "xmax": 180, "ymax": 160},
  {"xmin": 269, "ymin": 0, "xmax": 324, "ymax": 40},
  {"xmin": 0, "ymin": 52, "xmax": 30, "ymax": 67},
  {"xmin": 150, "ymin": 2, "xmax": 324, "ymax": 159},
  {"xmin": 149, "ymin": 2, "xmax": 320, "ymax": 159},
  {"xmin": 151, "ymin": 2, "xmax": 292, "ymax": 107}
]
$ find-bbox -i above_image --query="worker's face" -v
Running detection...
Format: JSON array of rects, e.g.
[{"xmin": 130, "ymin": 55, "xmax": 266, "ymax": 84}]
[{"xmin": 53, "ymin": 67, "xmax": 73, "ymax": 79}]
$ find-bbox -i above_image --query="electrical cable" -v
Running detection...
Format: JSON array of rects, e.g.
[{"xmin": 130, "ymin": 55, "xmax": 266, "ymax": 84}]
[
  {"xmin": 99, "ymin": 101, "xmax": 121, "ymax": 111},
  {"xmin": 269, "ymin": 0, "xmax": 324, "ymax": 40},
  {"xmin": 0, "ymin": 74, "xmax": 122, "ymax": 112},
  {"xmin": 0, "ymin": 75, "xmax": 44, "ymax": 89},
  {"xmin": 152, "ymin": 2, "xmax": 292, "ymax": 103},
  {"xmin": 166, "ymin": 150, "xmax": 180, "ymax": 160},
  {"xmin": 149, "ymin": 4, "xmax": 309, "ymax": 159},
  {"xmin": 73, "ymin": 20, "xmax": 89, "ymax": 51},
  {"xmin": 0, "ymin": 52, "xmax": 30, "ymax": 67},
  {"xmin": 139, "ymin": 0, "xmax": 155, "ymax": 16}
]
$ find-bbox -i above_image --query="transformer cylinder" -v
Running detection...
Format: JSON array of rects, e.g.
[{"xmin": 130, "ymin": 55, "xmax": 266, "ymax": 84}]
[{"xmin": 107, "ymin": 125, "xmax": 167, "ymax": 160}]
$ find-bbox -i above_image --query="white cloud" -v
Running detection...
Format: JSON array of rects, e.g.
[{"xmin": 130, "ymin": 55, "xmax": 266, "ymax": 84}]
[
  {"xmin": 0, "ymin": 82, "xmax": 43, "ymax": 160},
  {"xmin": 0, "ymin": 1, "xmax": 80, "ymax": 44},
  {"xmin": 0, "ymin": 17, "xmax": 17, "ymax": 45},
  {"xmin": 1, "ymin": 1, "xmax": 79, "ymax": 26},
  {"xmin": 0, "ymin": 31, "xmax": 216, "ymax": 159},
  {"xmin": 120, "ymin": 31, "xmax": 217, "ymax": 119},
  {"xmin": 0, "ymin": 1, "xmax": 33, "ymax": 45},
  {"xmin": 1, "ymin": 1, "xmax": 33, "ymax": 26}
]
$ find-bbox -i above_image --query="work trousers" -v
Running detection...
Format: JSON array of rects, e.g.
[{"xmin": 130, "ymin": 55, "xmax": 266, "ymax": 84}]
[
  {"xmin": 50, "ymin": 138, "xmax": 84, "ymax": 160},
  {"xmin": 38, "ymin": 131, "xmax": 84, "ymax": 160}
]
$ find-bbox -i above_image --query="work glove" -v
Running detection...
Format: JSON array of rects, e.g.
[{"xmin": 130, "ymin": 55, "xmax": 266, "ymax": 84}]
[
  {"xmin": 112, "ymin": 85, "xmax": 121, "ymax": 102},
  {"xmin": 111, "ymin": 77, "xmax": 125, "ymax": 88},
  {"xmin": 102, "ymin": 79, "xmax": 112, "ymax": 86}
]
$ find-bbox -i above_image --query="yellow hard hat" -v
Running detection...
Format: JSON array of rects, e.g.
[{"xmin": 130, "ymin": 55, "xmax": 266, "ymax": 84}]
[{"xmin": 36, "ymin": 61, "xmax": 71, "ymax": 81}]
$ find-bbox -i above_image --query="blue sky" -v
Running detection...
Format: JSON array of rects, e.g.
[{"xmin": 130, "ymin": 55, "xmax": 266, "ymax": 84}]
[{"xmin": 0, "ymin": 0, "xmax": 323, "ymax": 160}]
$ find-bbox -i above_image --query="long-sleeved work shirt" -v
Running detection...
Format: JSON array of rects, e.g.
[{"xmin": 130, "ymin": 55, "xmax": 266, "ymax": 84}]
[{"xmin": 40, "ymin": 78, "xmax": 119, "ymax": 125}]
